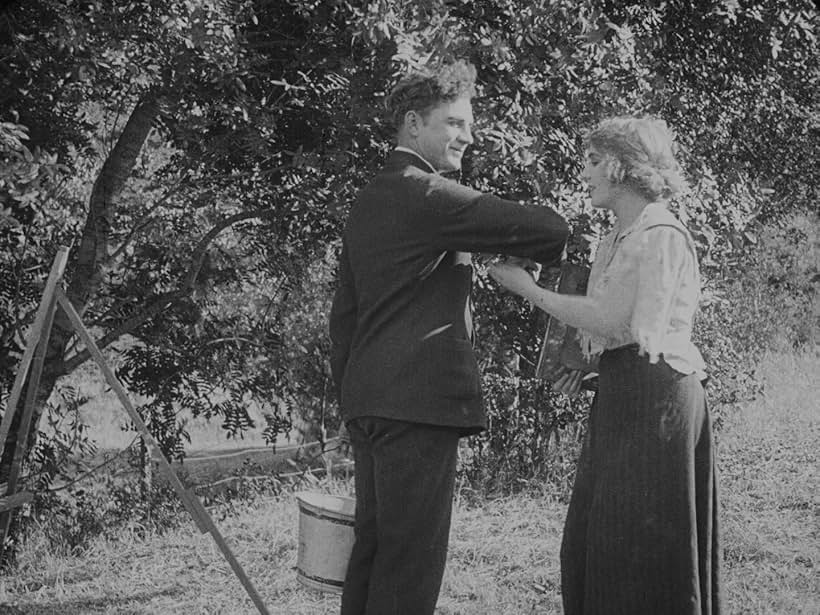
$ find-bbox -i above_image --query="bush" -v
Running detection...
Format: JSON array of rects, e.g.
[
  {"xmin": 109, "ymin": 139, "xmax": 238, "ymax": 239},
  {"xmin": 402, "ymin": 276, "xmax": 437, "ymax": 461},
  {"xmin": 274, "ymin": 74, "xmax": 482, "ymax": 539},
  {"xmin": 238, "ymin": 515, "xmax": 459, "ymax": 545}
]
[
  {"xmin": 459, "ymin": 374, "xmax": 592, "ymax": 499},
  {"xmin": 695, "ymin": 212, "xmax": 819, "ymax": 426},
  {"xmin": 25, "ymin": 477, "xmax": 185, "ymax": 556}
]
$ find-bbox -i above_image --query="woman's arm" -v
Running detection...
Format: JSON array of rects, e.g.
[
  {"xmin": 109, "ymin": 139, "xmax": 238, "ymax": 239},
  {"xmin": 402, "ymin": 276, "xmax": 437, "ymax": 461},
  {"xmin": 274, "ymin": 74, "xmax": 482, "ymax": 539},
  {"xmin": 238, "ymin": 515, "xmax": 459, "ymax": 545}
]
[
  {"xmin": 489, "ymin": 225, "xmax": 693, "ymax": 345},
  {"xmin": 488, "ymin": 261, "xmax": 630, "ymax": 338}
]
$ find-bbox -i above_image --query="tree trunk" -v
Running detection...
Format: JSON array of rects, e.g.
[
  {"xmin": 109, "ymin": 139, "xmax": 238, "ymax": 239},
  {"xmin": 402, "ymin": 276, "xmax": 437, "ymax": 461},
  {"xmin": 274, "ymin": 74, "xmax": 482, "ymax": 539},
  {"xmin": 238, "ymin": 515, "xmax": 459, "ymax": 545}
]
[
  {"xmin": 67, "ymin": 96, "xmax": 160, "ymax": 312},
  {"xmin": 0, "ymin": 97, "xmax": 159, "ymax": 496}
]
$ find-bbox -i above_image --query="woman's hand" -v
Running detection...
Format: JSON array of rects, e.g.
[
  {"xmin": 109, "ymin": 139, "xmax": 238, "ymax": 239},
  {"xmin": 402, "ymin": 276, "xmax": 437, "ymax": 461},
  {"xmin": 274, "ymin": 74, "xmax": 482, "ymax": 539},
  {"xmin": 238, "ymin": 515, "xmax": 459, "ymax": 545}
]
[
  {"xmin": 488, "ymin": 261, "xmax": 539, "ymax": 298},
  {"xmin": 551, "ymin": 366, "xmax": 584, "ymax": 396}
]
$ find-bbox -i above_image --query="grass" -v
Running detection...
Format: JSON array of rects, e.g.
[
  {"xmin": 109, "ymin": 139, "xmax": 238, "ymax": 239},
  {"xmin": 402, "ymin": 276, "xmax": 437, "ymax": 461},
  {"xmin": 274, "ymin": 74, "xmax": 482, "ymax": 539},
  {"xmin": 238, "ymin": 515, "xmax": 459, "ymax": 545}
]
[
  {"xmin": 717, "ymin": 350, "xmax": 819, "ymax": 615},
  {"xmin": 1, "ymin": 349, "xmax": 817, "ymax": 614}
]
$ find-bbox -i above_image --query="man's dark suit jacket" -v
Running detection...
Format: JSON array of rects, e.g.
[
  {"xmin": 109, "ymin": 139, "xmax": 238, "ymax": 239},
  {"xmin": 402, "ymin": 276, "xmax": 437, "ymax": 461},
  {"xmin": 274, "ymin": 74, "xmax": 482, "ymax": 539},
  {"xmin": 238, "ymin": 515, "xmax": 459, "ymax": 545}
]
[{"xmin": 330, "ymin": 151, "xmax": 569, "ymax": 435}]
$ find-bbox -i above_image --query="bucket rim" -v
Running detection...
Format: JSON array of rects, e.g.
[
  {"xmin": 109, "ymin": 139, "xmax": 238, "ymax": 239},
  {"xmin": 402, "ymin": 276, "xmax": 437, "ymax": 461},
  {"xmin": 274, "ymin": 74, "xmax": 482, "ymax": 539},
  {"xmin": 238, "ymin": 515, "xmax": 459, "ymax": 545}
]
[
  {"xmin": 295, "ymin": 491, "xmax": 355, "ymax": 517},
  {"xmin": 295, "ymin": 490, "xmax": 355, "ymax": 502}
]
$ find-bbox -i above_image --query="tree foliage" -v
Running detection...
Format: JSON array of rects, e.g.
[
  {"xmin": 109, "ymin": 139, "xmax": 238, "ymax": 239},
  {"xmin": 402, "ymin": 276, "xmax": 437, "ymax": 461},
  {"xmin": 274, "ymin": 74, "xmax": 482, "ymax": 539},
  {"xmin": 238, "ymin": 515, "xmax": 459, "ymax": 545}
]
[{"xmin": 0, "ymin": 0, "xmax": 816, "ymax": 508}]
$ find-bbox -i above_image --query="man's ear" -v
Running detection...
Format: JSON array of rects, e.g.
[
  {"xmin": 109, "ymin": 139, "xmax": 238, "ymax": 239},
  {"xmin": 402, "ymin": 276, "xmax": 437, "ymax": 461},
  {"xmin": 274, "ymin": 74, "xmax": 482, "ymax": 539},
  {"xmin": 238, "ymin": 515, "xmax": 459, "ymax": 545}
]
[{"xmin": 405, "ymin": 110, "xmax": 420, "ymax": 136}]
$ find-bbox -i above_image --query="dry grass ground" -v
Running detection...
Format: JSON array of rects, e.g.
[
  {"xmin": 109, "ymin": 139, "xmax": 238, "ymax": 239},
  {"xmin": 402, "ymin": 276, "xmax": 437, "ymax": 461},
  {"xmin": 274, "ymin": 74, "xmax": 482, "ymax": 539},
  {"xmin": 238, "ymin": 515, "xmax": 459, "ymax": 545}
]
[
  {"xmin": 0, "ymin": 349, "xmax": 817, "ymax": 614},
  {"xmin": 717, "ymin": 350, "xmax": 819, "ymax": 615}
]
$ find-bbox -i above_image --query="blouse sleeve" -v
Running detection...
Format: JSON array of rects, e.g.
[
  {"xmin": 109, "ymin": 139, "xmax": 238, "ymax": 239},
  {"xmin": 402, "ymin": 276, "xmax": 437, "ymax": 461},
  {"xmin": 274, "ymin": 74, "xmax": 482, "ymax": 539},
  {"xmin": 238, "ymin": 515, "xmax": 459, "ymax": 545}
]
[{"xmin": 631, "ymin": 226, "xmax": 692, "ymax": 363}]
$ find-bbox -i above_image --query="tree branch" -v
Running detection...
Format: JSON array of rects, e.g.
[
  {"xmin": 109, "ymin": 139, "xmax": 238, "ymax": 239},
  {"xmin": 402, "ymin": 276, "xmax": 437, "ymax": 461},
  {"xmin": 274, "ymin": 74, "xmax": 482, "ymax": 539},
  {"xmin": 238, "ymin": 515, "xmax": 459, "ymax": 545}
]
[
  {"xmin": 106, "ymin": 178, "xmax": 190, "ymax": 265},
  {"xmin": 59, "ymin": 207, "xmax": 279, "ymax": 375},
  {"xmin": 59, "ymin": 290, "xmax": 184, "ymax": 375},
  {"xmin": 182, "ymin": 208, "xmax": 277, "ymax": 291},
  {"xmin": 194, "ymin": 163, "xmax": 291, "ymax": 187}
]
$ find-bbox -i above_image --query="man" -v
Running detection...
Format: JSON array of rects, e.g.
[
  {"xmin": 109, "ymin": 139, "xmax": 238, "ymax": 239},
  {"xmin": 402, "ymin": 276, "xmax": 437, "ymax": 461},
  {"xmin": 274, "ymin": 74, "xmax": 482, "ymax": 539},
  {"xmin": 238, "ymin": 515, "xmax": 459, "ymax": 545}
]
[{"xmin": 329, "ymin": 60, "xmax": 569, "ymax": 615}]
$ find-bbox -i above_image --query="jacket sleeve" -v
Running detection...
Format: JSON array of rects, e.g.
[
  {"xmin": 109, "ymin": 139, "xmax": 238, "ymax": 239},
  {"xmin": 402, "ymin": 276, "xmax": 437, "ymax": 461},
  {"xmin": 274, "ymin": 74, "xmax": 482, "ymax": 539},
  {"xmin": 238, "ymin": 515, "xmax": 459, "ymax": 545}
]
[
  {"xmin": 418, "ymin": 175, "xmax": 569, "ymax": 266},
  {"xmin": 329, "ymin": 239, "xmax": 357, "ymax": 406}
]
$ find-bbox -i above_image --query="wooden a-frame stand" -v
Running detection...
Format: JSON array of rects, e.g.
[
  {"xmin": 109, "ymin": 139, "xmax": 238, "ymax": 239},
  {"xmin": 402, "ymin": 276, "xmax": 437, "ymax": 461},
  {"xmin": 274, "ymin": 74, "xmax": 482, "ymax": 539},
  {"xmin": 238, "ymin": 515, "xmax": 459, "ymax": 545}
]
[{"xmin": 0, "ymin": 248, "xmax": 270, "ymax": 615}]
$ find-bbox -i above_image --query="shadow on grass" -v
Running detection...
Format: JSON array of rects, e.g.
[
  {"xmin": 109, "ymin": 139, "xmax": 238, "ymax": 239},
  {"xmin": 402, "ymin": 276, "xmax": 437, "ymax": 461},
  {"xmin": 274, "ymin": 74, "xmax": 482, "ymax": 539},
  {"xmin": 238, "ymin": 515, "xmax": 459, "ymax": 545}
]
[{"xmin": 3, "ymin": 585, "xmax": 182, "ymax": 614}]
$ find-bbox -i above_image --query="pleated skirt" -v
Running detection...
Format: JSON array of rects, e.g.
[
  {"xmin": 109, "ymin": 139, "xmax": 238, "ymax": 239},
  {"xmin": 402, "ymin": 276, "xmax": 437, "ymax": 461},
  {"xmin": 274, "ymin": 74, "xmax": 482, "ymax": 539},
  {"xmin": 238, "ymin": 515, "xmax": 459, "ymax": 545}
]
[{"xmin": 560, "ymin": 345, "xmax": 722, "ymax": 615}]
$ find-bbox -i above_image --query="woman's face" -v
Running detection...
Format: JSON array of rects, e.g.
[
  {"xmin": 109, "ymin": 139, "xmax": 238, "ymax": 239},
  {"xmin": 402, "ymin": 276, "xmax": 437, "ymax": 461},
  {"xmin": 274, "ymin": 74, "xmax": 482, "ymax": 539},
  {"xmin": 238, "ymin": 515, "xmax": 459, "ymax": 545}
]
[{"xmin": 581, "ymin": 146, "xmax": 617, "ymax": 210}]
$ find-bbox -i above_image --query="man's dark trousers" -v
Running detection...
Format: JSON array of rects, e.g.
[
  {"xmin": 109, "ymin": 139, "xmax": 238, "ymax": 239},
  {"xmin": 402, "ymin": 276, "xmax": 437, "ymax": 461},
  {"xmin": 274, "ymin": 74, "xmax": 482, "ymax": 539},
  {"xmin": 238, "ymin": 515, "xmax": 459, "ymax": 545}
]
[{"xmin": 340, "ymin": 416, "xmax": 460, "ymax": 615}]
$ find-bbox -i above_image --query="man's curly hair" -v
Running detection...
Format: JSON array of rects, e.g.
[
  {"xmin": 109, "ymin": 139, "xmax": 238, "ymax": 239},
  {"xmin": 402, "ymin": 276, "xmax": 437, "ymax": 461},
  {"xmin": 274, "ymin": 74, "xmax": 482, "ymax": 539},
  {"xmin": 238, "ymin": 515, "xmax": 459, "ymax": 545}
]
[{"xmin": 384, "ymin": 60, "xmax": 477, "ymax": 131}]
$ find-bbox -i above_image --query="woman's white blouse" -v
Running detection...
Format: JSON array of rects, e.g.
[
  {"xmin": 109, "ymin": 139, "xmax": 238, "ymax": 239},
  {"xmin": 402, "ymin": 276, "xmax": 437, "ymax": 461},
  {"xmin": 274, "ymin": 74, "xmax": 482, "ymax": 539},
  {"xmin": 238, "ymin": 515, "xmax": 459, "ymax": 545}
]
[{"xmin": 579, "ymin": 202, "xmax": 706, "ymax": 378}]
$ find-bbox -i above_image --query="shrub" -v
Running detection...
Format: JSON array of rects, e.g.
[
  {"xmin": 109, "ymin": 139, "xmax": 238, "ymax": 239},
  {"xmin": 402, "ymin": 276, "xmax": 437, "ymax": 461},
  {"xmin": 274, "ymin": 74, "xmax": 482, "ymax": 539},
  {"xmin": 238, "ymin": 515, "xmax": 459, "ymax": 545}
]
[
  {"xmin": 24, "ymin": 477, "xmax": 185, "ymax": 557},
  {"xmin": 695, "ymin": 212, "xmax": 818, "ymax": 427},
  {"xmin": 459, "ymin": 374, "xmax": 592, "ymax": 500}
]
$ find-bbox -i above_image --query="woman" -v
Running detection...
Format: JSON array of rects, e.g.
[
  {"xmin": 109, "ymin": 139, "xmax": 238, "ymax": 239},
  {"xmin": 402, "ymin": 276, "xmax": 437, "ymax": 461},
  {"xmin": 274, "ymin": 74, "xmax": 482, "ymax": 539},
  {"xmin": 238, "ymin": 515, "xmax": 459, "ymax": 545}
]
[{"xmin": 490, "ymin": 117, "xmax": 722, "ymax": 615}]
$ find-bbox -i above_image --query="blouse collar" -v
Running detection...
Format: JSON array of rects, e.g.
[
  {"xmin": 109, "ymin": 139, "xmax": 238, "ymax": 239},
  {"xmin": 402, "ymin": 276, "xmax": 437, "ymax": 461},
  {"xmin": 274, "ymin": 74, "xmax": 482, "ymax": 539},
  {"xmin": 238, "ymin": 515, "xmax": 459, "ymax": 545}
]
[{"xmin": 615, "ymin": 202, "xmax": 668, "ymax": 240}]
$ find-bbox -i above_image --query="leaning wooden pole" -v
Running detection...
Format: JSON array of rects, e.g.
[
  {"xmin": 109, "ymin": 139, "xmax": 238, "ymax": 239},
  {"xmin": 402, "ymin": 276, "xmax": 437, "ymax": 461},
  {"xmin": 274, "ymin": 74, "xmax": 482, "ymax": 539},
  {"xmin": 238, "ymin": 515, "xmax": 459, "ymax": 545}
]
[
  {"xmin": 0, "ymin": 248, "xmax": 69, "ymax": 454},
  {"xmin": 0, "ymin": 248, "xmax": 69, "ymax": 558},
  {"xmin": 55, "ymin": 287, "xmax": 271, "ymax": 615},
  {"xmin": 0, "ymin": 291, "xmax": 58, "ymax": 548}
]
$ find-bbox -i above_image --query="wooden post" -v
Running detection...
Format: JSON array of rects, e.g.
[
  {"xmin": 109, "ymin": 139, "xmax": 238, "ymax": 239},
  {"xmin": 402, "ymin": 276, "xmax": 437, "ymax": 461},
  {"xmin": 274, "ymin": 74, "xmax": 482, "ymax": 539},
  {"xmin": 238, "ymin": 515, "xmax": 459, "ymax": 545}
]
[
  {"xmin": 0, "ymin": 248, "xmax": 69, "ymax": 454},
  {"xmin": 1, "ymin": 249, "xmax": 271, "ymax": 615},
  {"xmin": 55, "ymin": 288, "xmax": 271, "ymax": 615},
  {"xmin": 0, "ymin": 248, "xmax": 69, "ymax": 557},
  {"xmin": 0, "ymin": 291, "xmax": 58, "ymax": 548}
]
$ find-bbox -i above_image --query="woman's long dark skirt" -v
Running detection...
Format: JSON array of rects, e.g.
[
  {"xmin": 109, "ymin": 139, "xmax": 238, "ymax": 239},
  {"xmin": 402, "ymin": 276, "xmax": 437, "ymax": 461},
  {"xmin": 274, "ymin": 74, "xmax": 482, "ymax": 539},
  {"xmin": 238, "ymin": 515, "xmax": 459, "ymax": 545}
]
[{"xmin": 560, "ymin": 345, "xmax": 722, "ymax": 615}]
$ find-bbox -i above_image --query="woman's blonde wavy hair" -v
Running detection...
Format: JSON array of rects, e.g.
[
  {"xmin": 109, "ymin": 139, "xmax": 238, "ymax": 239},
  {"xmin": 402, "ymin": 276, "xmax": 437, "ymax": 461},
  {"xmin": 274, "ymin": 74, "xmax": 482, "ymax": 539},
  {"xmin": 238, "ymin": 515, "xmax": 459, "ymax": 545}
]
[{"xmin": 585, "ymin": 117, "xmax": 688, "ymax": 199}]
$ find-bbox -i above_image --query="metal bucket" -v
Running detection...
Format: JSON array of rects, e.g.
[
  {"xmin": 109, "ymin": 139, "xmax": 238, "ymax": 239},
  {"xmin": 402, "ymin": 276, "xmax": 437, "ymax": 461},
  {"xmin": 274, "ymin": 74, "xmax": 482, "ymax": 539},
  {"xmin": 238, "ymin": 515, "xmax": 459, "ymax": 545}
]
[{"xmin": 295, "ymin": 491, "xmax": 356, "ymax": 593}]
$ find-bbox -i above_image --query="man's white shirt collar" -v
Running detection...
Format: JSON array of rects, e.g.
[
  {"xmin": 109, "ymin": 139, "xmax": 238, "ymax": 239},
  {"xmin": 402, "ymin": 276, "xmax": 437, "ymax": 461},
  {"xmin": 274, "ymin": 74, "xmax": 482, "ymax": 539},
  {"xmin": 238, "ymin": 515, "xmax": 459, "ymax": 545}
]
[{"xmin": 394, "ymin": 146, "xmax": 438, "ymax": 174}]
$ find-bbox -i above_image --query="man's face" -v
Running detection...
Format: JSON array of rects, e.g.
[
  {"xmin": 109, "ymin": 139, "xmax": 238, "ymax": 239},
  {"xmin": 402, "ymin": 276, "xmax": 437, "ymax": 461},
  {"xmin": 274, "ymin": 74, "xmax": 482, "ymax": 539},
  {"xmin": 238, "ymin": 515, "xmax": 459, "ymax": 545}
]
[{"xmin": 410, "ymin": 96, "xmax": 474, "ymax": 172}]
